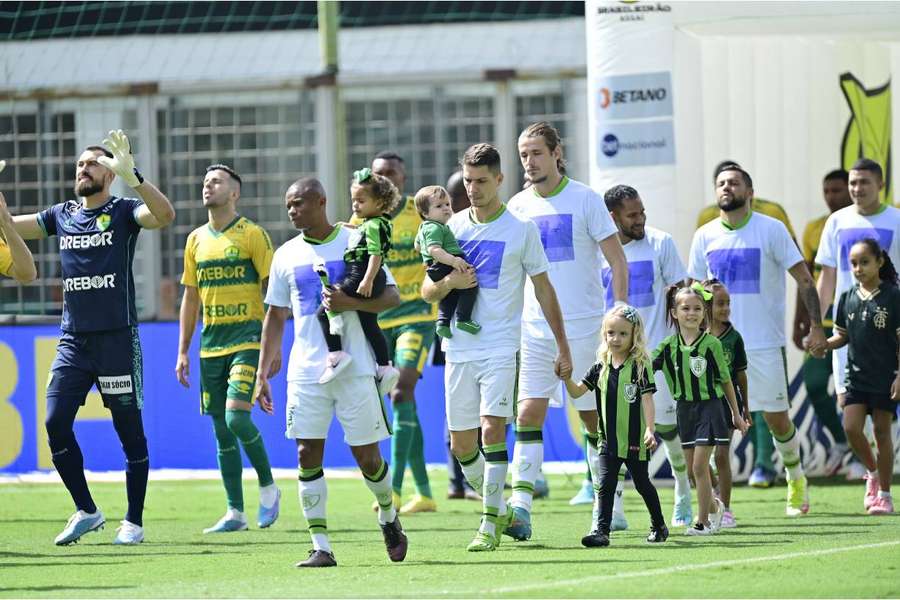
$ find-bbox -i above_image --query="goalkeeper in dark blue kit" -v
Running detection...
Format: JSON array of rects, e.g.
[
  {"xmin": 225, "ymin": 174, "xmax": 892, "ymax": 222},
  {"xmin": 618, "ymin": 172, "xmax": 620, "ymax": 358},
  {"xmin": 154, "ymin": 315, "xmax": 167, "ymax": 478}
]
[{"xmin": 12, "ymin": 130, "xmax": 175, "ymax": 545}]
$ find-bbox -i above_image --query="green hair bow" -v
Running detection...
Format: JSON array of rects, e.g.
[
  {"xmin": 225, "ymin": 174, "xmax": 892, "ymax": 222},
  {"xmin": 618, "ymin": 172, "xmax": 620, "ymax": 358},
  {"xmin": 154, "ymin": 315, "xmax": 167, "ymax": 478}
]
[
  {"xmin": 690, "ymin": 281, "xmax": 713, "ymax": 301},
  {"xmin": 353, "ymin": 168, "xmax": 373, "ymax": 183},
  {"xmin": 620, "ymin": 305, "xmax": 639, "ymax": 324}
]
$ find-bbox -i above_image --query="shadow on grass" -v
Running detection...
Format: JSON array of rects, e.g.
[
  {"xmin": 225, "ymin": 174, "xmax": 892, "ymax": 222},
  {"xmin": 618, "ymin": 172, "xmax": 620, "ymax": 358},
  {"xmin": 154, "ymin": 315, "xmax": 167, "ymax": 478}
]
[
  {"xmin": 0, "ymin": 549, "xmax": 238, "ymax": 559},
  {"xmin": 0, "ymin": 585, "xmax": 137, "ymax": 592},
  {"xmin": 0, "ymin": 561, "xmax": 124, "ymax": 568},
  {"xmin": 417, "ymin": 557, "xmax": 639, "ymax": 566}
]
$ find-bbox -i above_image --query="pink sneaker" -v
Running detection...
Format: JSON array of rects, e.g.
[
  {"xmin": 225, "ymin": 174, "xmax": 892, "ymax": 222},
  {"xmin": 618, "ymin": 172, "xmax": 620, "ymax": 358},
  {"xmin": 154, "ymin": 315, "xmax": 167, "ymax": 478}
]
[
  {"xmin": 867, "ymin": 495, "xmax": 894, "ymax": 516},
  {"xmin": 720, "ymin": 510, "xmax": 737, "ymax": 529},
  {"xmin": 864, "ymin": 473, "xmax": 879, "ymax": 511}
]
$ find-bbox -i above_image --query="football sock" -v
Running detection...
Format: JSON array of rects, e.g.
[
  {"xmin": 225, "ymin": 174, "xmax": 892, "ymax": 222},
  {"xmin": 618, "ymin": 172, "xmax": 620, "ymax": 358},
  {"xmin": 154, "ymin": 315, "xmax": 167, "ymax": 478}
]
[
  {"xmin": 226, "ymin": 409, "xmax": 274, "ymax": 487},
  {"xmin": 111, "ymin": 410, "xmax": 149, "ymax": 527},
  {"xmin": 511, "ymin": 427, "xmax": 543, "ymax": 511},
  {"xmin": 480, "ymin": 442, "xmax": 509, "ymax": 538},
  {"xmin": 585, "ymin": 431, "xmax": 602, "ymax": 495},
  {"xmin": 613, "ymin": 467, "xmax": 626, "ymax": 516},
  {"xmin": 298, "ymin": 466, "xmax": 330, "ymax": 552},
  {"xmin": 46, "ymin": 395, "xmax": 97, "ymax": 514},
  {"xmin": 659, "ymin": 427, "xmax": 691, "ymax": 497},
  {"xmin": 773, "ymin": 423, "xmax": 804, "ymax": 480},
  {"xmin": 407, "ymin": 409, "xmax": 433, "ymax": 499},
  {"xmin": 458, "ymin": 447, "xmax": 485, "ymax": 491},
  {"xmin": 363, "ymin": 459, "xmax": 397, "ymax": 525},
  {"xmin": 751, "ymin": 411, "xmax": 776, "ymax": 471},
  {"xmin": 390, "ymin": 401, "xmax": 415, "ymax": 495},
  {"xmin": 212, "ymin": 414, "xmax": 244, "ymax": 511}
]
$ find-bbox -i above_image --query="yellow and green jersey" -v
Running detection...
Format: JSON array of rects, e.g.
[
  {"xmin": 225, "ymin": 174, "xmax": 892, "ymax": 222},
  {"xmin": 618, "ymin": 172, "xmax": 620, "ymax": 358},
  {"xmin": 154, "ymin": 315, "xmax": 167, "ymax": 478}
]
[
  {"xmin": 0, "ymin": 237, "xmax": 12, "ymax": 278},
  {"xmin": 802, "ymin": 214, "xmax": 834, "ymax": 327},
  {"xmin": 351, "ymin": 196, "xmax": 437, "ymax": 329},
  {"xmin": 182, "ymin": 215, "xmax": 273, "ymax": 358},
  {"xmin": 697, "ymin": 197, "xmax": 797, "ymax": 239}
]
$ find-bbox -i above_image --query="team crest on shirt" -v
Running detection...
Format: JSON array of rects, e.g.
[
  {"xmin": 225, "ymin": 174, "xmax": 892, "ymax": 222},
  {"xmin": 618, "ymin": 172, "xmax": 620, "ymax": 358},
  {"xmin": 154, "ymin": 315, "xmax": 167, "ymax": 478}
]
[
  {"xmin": 690, "ymin": 356, "xmax": 708, "ymax": 377},
  {"xmin": 723, "ymin": 349, "xmax": 733, "ymax": 366},
  {"xmin": 224, "ymin": 245, "xmax": 240, "ymax": 261},
  {"xmin": 874, "ymin": 307, "xmax": 888, "ymax": 329},
  {"xmin": 96, "ymin": 214, "xmax": 111, "ymax": 231},
  {"xmin": 624, "ymin": 383, "xmax": 638, "ymax": 403}
]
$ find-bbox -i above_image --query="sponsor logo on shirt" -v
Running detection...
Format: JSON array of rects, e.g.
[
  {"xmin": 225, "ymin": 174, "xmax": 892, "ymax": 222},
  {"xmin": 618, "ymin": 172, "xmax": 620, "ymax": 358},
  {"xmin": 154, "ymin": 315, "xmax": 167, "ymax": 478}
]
[
  {"xmin": 63, "ymin": 273, "xmax": 115, "ymax": 292},
  {"xmin": 204, "ymin": 303, "xmax": 249, "ymax": 318},
  {"xmin": 98, "ymin": 375, "xmax": 133, "ymax": 395},
  {"xmin": 59, "ymin": 231, "xmax": 114, "ymax": 250},
  {"xmin": 197, "ymin": 265, "xmax": 246, "ymax": 282}
]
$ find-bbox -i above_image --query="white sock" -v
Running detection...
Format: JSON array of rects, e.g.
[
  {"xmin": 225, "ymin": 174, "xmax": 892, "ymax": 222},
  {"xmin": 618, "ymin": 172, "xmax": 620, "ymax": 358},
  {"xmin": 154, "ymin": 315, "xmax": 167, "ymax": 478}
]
[
  {"xmin": 298, "ymin": 468, "xmax": 330, "ymax": 552},
  {"xmin": 458, "ymin": 449, "xmax": 485, "ymax": 491},
  {"xmin": 510, "ymin": 436, "xmax": 543, "ymax": 511},
  {"xmin": 225, "ymin": 507, "xmax": 246, "ymax": 522},
  {"xmin": 480, "ymin": 442, "xmax": 508, "ymax": 537},
  {"xmin": 362, "ymin": 460, "xmax": 396, "ymax": 525},
  {"xmin": 259, "ymin": 483, "xmax": 278, "ymax": 508},
  {"xmin": 868, "ymin": 470, "xmax": 879, "ymax": 479},
  {"xmin": 661, "ymin": 434, "xmax": 691, "ymax": 498},
  {"xmin": 878, "ymin": 490, "xmax": 892, "ymax": 499},
  {"xmin": 613, "ymin": 471, "xmax": 626, "ymax": 517},
  {"xmin": 773, "ymin": 425, "xmax": 804, "ymax": 481}
]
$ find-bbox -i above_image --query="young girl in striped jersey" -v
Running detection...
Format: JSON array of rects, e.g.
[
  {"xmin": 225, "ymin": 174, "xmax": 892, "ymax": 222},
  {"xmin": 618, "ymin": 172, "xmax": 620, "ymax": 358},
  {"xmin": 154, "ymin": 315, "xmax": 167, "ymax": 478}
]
[
  {"xmin": 653, "ymin": 284, "xmax": 748, "ymax": 536},
  {"xmin": 563, "ymin": 304, "xmax": 668, "ymax": 547},
  {"xmin": 820, "ymin": 238, "xmax": 900, "ymax": 515},
  {"xmin": 702, "ymin": 278, "xmax": 749, "ymax": 528}
]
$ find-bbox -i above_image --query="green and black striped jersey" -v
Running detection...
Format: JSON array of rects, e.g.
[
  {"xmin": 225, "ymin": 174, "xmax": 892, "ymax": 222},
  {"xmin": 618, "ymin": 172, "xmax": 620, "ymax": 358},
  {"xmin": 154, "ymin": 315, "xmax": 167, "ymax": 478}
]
[
  {"xmin": 652, "ymin": 331, "xmax": 731, "ymax": 402},
  {"xmin": 344, "ymin": 214, "xmax": 392, "ymax": 263},
  {"xmin": 715, "ymin": 323, "xmax": 748, "ymax": 381},
  {"xmin": 582, "ymin": 357, "xmax": 656, "ymax": 460}
]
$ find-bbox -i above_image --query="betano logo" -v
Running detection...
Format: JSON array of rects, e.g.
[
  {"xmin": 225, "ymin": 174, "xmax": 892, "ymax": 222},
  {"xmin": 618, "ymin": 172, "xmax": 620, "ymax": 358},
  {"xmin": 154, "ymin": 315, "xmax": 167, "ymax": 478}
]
[
  {"xmin": 840, "ymin": 73, "xmax": 892, "ymax": 205},
  {"xmin": 600, "ymin": 86, "xmax": 667, "ymax": 110}
]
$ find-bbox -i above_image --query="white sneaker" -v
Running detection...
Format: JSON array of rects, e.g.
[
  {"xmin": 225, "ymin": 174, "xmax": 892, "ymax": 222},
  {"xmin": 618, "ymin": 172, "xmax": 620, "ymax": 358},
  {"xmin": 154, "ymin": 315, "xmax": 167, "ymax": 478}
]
[
  {"xmin": 824, "ymin": 443, "xmax": 848, "ymax": 476},
  {"xmin": 685, "ymin": 522, "xmax": 713, "ymax": 536},
  {"xmin": 203, "ymin": 510, "xmax": 249, "ymax": 534},
  {"xmin": 319, "ymin": 351, "xmax": 352, "ymax": 384},
  {"xmin": 113, "ymin": 520, "xmax": 144, "ymax": 545},
  {"xmin": 709, "ymin": 498, "xmax": 725, "ymax": 532},
  {"xmin": 376, "ymin": 365, "xmax": 400, "ymax": 397},
  {"xmin": 54, "ymin": 510, "xmax": 105, "ymax": 545}
]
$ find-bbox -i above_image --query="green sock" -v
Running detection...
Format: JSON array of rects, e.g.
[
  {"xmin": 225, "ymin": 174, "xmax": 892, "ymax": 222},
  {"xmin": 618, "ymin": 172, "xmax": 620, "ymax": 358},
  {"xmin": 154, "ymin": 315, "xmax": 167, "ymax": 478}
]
[
  {"xmin": 225, "ymin": 409, "xmax": 274, "ymax": 487},
  {"xmin": 212, "ymin": 414, "xmax": 244, "ymax": 512},
  {"xmin": 751, "ymin": 411, "xmax": 776, "ymax": 471},
  {"xmin": 391, "ymin": 401, "xmax": 416, "ymax": 495},
  {"xmin": 407, "ymin": 408, "xmax": 432, "ymax": 498}
]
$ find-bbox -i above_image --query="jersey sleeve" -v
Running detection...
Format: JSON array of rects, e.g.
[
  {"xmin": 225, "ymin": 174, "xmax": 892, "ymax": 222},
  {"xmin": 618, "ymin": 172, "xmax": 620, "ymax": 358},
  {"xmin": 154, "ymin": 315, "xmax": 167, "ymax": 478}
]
[
  {"xmin": 660, "ymin": 234, "xmax": 689, "ymax": 285},
  {"xmin": 264, "ymin": 250, "xmax": 292, "ymax": 308},
  {"xmin": 687, "ymin": 230, "xmax": 709, "ymax": 281},
  {"xmin": 770, "ymin": 219, "xmax": 804, "ymax": 271},
  {"xmin": 0, "ymin": 238, "xmax": 12, "ymax": 278},
  {"xmin": 123, "ymin": 197, "xmax": 146, "ymax": 232},
  {"xmin": 814, "ymin": 214, "xmax": 837, "ymax": 268},
  {"xmin": 651, "ymin": 339, "xmax": 667, "ymax": 372},
  {"xmin": 364, "ymin": 219, "xmax": 385, "ymax": 256},
  {"xmin": 834, "ymin": 289, "xmax": 848, "ymax": 333},
  {"xmin": 640, "ymin": 362, "xmax": 657, "ymax": 395},
  {"xmin": 732, "ymin": 332, "xmax": 748, "ymax": 372},
  {"xmin": 37, "ymin": 204, "xmax": 61, "ymax": 237},
  {"xmin": 582, "ymin": 362, "xmax": 602, "ymax": 391},
  {"xmin": 586, "ymin": 188, "xmax": 619, "ymax": 243},
  {"xmin": 250, "ymin": 225, "xmax": 275, "ymax": 280},
  {"xmin": 891, "ymin": 287, "xmax": 900, "ymax": 337},
  {"xmin": 522, "ymin": 219, "xmax": 550, "ymax": 276},
  {"xmin": 420, "ymin": 222, "xmax": 443, "ymax": 249},
  {"xmin": 181, "ymin": 231, "xmax": 198, "ymax": 287}
]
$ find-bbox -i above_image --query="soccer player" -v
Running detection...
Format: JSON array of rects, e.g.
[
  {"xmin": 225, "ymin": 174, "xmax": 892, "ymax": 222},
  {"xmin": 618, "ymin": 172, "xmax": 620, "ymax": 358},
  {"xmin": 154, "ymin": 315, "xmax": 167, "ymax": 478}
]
[
  {"xmin": 697, "ymin": 160, "xmax": 797, "ymax": 488},
  {"xmin": 421, "ymin": 143, "xmax": 571, "ymax": 551},
  {"xmin": 365, "ymin": 151, "xmax": 438, "ymax": 514},
  {"xmin": 255, "ymin": 177, "xmax": 407, "ymax": 568},
  {"xmin": 793, "ymin": 170, "xmax": 853, "ymax": 476},
  {"xmin": 504, "ymin": 122, "xmax": 628, "ymax": 541},
  {"xmin": 601, "ymin": 185, "xmax": 693, "ymax": 528},
  {"xmin": 0, "ymin": 160, "xmax": 37, "ymax": 282},
  {"xmin": 11, "ymin": 130, "xmax": 175, "ymax": 544},
  {"xmin": 175, "ymin": 164, "xmax": 281, "ymax": 533},
  {"xmin": 815, "ymin": 160, "xmax": 900, "ymax": 414},
  {"xmin": 688, "ymin": 163, "xmax": 826, "ymax": 517}
]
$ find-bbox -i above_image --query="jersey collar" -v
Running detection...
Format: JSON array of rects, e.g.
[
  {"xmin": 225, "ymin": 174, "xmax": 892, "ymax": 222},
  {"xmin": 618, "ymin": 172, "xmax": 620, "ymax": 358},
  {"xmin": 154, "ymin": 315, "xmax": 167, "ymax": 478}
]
[
  {"xmin": 468, "ymin": 204, "xmax": 506, "ymax": 225},
  {"xmin": 720, "ymin": 210, "xmax": 752, "ymax": 231},
  {"xmin": 303, "ymin": 223, "xmax": 342, "ymax": 245},
  {"xmin": 207, "ymin": 215, "xmax": 241, "ymax": 237},
  {"xmin": 678, "ymin": 329, "xmax": 706, "ymax": 349},
  {"xmin": 531, "ymin": 176, "xmax": 569, "ymax": 199}
]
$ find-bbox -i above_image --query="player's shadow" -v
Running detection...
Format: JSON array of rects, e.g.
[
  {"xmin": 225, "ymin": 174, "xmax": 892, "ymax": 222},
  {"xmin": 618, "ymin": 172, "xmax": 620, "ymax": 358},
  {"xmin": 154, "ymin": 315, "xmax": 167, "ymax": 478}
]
[
  {"xmin": 0, "ymin": 585, "xmax": 137, "ymax": 593},
  {"xmin": 417, "ymin": 557, "xmax": 639, "ymax": 566},
  {"xmin": 0, "ymin": 561, "xmax": 125, "ymax": 569},
  {"xmin": 0, "ymin": 518, "xmax": 69, "ymax": 523}
]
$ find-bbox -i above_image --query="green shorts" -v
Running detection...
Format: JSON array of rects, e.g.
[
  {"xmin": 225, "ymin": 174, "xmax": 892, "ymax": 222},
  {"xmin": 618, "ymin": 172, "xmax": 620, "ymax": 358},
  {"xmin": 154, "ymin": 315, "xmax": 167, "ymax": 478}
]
[
  {"xmin": 200, "ymin": 349, "xmax": 260, "ymax": 415},
  {"xmin": 382, "ymin": 321, "xmax": 435, "ymax": 372}
]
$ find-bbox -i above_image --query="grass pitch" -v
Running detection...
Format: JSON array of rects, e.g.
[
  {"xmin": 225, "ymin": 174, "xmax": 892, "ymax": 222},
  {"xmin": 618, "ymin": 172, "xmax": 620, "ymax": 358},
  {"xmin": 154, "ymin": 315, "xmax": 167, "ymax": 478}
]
[{"xmin": 1, "ymin": 473, "xmax": 898, "ymax": 598}]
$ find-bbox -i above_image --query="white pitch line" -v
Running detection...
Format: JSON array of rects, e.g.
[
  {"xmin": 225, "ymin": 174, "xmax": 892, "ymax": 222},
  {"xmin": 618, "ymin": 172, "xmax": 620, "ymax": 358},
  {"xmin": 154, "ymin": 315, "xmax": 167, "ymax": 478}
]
[{"xmin": 484, "ymin": 539, "xmax": 900, "ymax": 595}]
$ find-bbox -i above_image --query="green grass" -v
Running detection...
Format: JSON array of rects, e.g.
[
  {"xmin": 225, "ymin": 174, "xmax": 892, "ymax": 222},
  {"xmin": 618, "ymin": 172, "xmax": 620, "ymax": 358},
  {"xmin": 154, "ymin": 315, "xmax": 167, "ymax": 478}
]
[{"xmin": 1, "ymin": 473, "xmax": 899, "ymax": 598}]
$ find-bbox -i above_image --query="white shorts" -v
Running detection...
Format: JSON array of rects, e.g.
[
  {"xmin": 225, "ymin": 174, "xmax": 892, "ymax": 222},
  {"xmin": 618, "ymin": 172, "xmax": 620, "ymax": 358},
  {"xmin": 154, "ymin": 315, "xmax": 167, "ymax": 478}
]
[
  {"xmin": 446, "ymin": 353, "xmax": 517, "ymax": 431},
  {"xmin": 653, "ymin": 375, "xmax": 677, "ymax": 427},
  {"xmin": 519, "ymin": 330, "xmax": 601, "ymax": 412},
  {"xmin": 746, "ymin": 347, "xmax": 790, "ymax": 413},
  {"xmin": 832, "ymin": 346, "xmax": 848, "ymax": 395},
  {"xmin": 285, "ymin": 376, "xmax": 390, "ymax": 446}
]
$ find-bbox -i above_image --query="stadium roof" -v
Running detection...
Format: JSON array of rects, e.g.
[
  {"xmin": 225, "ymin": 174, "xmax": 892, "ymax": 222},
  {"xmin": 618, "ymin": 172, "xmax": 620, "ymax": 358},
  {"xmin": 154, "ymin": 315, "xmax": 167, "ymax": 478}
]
[{"xmin": 0, "ymin": 1, "xmax": 585, "ymax": 42}]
